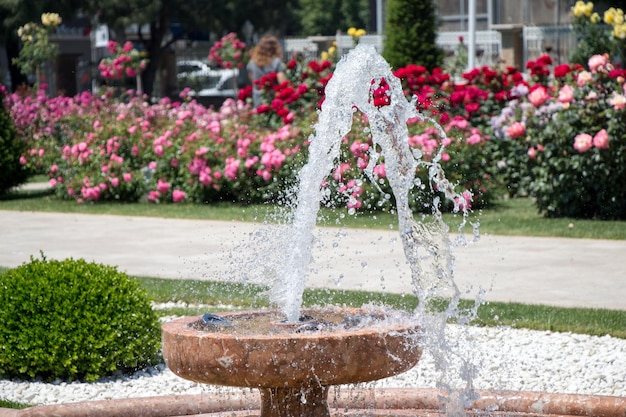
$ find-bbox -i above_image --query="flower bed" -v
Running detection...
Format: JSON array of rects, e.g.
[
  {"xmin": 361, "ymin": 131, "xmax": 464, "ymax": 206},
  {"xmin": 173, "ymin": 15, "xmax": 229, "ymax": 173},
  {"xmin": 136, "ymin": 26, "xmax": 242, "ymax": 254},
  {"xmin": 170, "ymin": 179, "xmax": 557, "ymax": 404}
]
[{"xmin": 9, "ymin": 33, "xmax": 626, "ymax": 219}]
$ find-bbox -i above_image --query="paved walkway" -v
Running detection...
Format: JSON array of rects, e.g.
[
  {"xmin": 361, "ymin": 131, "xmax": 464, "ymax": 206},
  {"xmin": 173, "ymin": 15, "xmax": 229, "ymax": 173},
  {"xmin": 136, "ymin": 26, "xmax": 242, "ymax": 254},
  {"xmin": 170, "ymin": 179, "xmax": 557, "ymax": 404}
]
[{"xmin": 1, "ymin": 209, "xmax": 625, "ymax": 311}]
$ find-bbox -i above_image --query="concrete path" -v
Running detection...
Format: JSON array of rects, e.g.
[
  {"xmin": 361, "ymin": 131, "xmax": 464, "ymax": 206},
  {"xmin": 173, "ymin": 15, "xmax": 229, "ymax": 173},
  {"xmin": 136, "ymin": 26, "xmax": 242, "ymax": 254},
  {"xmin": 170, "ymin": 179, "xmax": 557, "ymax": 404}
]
[{"xmin": 1, "ymin": 210, "xmax": 625, "ymax": 311}]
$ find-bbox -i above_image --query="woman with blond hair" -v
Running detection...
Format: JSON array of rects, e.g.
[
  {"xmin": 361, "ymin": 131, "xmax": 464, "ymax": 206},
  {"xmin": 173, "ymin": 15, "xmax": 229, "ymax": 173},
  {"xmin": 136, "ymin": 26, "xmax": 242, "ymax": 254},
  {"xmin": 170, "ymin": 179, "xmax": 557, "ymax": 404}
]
[{"xmin": 246, "ymin": 34, "xmax": 287, "ymax": 106}]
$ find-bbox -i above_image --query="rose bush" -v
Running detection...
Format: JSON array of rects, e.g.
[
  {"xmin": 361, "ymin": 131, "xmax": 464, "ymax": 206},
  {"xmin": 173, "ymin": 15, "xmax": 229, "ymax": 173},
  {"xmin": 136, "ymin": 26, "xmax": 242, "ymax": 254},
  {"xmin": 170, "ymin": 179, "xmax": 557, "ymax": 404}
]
[
  {"xmin": 6, "ymin": 49, "xmax": 512, "ymax": 213},
  {"xmin": 8, "ymin": 89, "xmax": 305, "ymax": 205},
  {"xmin": 492, "ymin": 53, "xmax": 626, "ymax": 219},
  {"xmin": 208, "ymin": 32, "xmax": 247, "ymax": 69},
  {"xmin": 28, "ymin": 43, "xmax": 626, "ymax": 217}
]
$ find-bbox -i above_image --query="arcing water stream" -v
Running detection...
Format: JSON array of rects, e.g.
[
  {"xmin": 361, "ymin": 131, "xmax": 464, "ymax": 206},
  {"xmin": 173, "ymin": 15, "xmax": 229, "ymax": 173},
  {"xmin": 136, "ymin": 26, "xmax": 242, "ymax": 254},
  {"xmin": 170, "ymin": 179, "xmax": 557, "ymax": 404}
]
[
  {"xmin": 271, "ymin": 44, "xmax": 470, "ymax": 323},
  {"xmin": 268, "ymin": 44, "xmax": 484, "ymax": 415}
]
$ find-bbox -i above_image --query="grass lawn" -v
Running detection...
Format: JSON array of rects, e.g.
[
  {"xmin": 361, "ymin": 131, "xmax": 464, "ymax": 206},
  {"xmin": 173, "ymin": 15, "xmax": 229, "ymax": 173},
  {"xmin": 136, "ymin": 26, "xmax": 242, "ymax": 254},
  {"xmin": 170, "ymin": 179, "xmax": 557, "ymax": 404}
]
[
  {"xmin": 142, "ymin": 277, "xmax": 626, "ymax": 339},
  {"xmin": 2, "ymin": 188, "xmax": 626, "ymax": 239}
]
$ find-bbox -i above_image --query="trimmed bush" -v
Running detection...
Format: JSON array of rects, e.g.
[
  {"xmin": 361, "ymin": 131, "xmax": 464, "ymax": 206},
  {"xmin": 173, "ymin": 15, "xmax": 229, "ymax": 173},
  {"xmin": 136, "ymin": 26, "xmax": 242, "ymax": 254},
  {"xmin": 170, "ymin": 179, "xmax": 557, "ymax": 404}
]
[
  {"xmin": 0, "ymin": 255, "xmax": 161, "ymax": 382},
  {"xmin": 383, "ymin": 0, "xmax": 443, "ymax": 70},
  {"xmin": 0, "ymin": 90, "xmax": 29, "ymax": 194}
]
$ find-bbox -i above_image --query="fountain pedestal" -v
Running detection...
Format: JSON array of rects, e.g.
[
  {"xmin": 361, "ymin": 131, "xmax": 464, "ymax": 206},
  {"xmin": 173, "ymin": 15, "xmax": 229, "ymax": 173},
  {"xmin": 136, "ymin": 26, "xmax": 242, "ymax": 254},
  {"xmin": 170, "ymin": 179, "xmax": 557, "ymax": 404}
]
[
  {"xmin": 161, "ymin": 308, "xmax": 421, "ymax": 417},
  {"xmin": 259, "ymin": 385, "xmax": 329, "ymax": 417}
]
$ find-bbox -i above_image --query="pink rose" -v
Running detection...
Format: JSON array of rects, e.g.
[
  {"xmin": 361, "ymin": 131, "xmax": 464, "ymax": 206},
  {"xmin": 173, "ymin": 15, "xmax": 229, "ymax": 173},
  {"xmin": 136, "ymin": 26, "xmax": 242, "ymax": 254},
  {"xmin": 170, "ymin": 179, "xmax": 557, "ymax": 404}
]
[
  {"xmin": 147, "ymin": 190, "xmax": 160, "ymax": 203},
  {"xmin": 609, "ymin": 92, "xmax": 626, "ymax": 110},
  {"xmin": 123, "ymin": 172, "xmax": 132, "ymax": 182},
  {"xmin": 172, "ymin": 189, "xmax": 186, "ymax": 203},
  {"xmin": 122, "ymin": 41, "xmax": 134, "ymax": 53},
  {"xmin": 576, "ymin": 71, "xmax": 592, "ymax": 86},
  {"xmin": 157, "ymin": 179, "xmax": 170, "ymax": 194},
  {"xmin": 593, "ymin": 129, "xmax": 609, "ymax": 149},
  {"xmin": 527, "ymin": 147, "xmax": 537, "ymax": 160},
  {"xmin": 557, "ymin": 85, "xmax": 574, "ymax": 103},
  {"xmin": 507, "ymin": 122, "xmax": 526, "ymax": 138},
  {"xmin": 528, "ymin": 86, "xmax": 549, "ymax": 107},
  {"xmin": 588, "ymin": 54, "xmax": 607, "ymax": 73},
  {"xmin": 573, "ymin": 133, "xmax": 593, "ymax": 153},
  {"xmin": 373, "ymin": 164, "xmax": 386, "ymax": 179}
]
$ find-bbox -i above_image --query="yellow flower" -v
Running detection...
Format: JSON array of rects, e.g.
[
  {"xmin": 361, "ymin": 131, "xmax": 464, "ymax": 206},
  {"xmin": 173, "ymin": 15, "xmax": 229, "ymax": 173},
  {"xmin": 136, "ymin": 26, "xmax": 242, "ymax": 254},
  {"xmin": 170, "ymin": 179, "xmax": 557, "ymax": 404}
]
[
  {"xmin": 355, "ymin": 29, "xmax": 366, "ymax": 38},
  {"xmin": 573, "ymin": 1, "xmax": 593, "ymax": 18},
  {"xmin": 591, "ymin": 12, "xmax": 601, "ymax": 23},
  {"xmin": 321, "ymin": 51, "xmax": 329, "ymax": 60},
  {"xmin": 328, "ymin": 46, "xmax": 336, "ymax": 55},
  {"xmin": 347, "ymin": 27, "xmax": 357, "ymax": 36},
  {"xmin": 41, "ymin": 12, "xmax": 61, "ymax": 28},
  {"xmin": 613, "ymin": 23, "xmax": 626, "ymax": 39},
  {"xmin": 604, "ymin": 7, "xmax": 624, "ymax": 25}
]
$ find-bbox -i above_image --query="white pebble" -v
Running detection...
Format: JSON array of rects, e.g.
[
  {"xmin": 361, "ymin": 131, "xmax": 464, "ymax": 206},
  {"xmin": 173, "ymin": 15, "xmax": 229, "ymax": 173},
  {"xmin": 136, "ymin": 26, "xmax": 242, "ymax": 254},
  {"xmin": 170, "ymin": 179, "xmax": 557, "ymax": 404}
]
[{"xmin": 1, "ymin": 325, "xmax": 624, "ymax": 406}]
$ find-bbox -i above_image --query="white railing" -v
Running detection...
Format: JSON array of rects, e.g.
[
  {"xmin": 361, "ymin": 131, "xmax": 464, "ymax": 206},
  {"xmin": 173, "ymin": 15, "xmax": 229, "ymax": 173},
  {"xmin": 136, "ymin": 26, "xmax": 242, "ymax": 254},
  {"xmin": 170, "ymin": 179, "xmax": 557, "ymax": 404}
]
[
  {"xmin": 437, "ymin": 30, "xmax": 502, "ymax": 67},
  {"xmin": 283, "ymin": 27, "xmax": 575, "ymax": 70},
  {"xmin": 523, "ymin": 26, "xmax": 575, "ymax": 66},
  {"xmin": 284, "ymin": 38, "xmax": 319, "ymax": 60},
  {"xmin": 335, "ymin": 34, "xmax": 384, "ymax": 55}
]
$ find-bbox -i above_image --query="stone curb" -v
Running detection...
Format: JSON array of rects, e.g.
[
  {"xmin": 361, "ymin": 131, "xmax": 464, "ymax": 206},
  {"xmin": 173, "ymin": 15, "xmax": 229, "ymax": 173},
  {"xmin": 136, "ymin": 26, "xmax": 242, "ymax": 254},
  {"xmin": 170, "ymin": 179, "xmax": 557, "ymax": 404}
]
[{"xmin": 4, "ymin": 389, "xmax": 626, "ymax": 417}]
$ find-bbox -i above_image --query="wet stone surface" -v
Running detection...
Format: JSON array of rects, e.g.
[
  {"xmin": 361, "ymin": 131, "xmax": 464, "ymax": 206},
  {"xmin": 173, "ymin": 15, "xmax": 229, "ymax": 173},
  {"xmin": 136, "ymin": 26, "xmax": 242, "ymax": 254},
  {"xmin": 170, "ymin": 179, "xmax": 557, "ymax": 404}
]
[{"xmin": 188, "ymin": 308, "xmax": 401, "ymax": 335}]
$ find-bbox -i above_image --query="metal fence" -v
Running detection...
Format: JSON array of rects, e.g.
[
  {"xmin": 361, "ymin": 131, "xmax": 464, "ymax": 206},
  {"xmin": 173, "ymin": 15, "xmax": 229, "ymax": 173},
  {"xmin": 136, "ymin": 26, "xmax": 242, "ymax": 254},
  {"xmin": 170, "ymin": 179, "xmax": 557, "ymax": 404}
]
[
  {"xmin": 437, "ymin": 30, "xmax": 502, "ymax": 67},
  {"xmin": 523, "ymin": 25, "xmax": 576, "ymax": 66}
]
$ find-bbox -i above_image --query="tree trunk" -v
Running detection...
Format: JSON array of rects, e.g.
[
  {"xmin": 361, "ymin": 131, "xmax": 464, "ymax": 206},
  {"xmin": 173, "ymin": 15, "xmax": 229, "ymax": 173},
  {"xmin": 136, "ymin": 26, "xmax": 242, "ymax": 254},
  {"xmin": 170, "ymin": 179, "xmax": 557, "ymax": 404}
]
[
  {"xmin": 139, "ymin": 4, "xmax": 169, "ymax": 98},
  {"xmin": 5, "ymin": 35, "xmax": 28, "ymax": 91}
]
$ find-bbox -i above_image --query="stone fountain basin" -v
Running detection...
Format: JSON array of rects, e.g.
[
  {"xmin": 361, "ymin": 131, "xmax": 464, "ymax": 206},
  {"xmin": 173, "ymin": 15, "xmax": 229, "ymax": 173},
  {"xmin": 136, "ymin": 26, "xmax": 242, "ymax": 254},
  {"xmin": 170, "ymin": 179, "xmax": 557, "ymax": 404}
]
[{"xmin": 161, "ymin": 307, "xmax": 422, "ymax": 388}]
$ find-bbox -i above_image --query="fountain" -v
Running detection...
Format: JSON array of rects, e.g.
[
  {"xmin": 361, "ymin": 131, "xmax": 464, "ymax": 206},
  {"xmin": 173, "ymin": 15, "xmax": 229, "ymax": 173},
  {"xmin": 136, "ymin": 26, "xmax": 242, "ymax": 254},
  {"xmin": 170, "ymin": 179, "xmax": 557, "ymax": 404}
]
[
  {"xmin": 162, "ymin": 43, "xmax": 456, "ymax": 417},
  {"xmin": 162, "ymin": 308, "xmax": 421, "ymax": 417},
  {"xmin": 159, "ymin": 44, "xmax": 626, "ymax": 417},
  {"xmin": 6, "ymin": 45, "xmax": 625, "ymax": 417}
]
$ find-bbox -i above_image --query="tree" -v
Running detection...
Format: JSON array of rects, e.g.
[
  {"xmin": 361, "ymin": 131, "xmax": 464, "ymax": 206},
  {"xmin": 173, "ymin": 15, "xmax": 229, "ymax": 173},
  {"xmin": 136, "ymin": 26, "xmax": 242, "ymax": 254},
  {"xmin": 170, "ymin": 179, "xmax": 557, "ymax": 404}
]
[
  {"xmin": 382, "ymin": 0, "xmax": 443, "ymax": 70},
  {"xmin": 0, "ymin": 89, "xmax": 28, "ymax": 194},
  {"xmin": 0, "ymin": 0, "xmax": 78, "ymax": 90},
  {"xmin": 12, "ymin": 13, "xmax": 62, "ymax": 90},
  {"xmin": 78, "ymin": 0, "xmax": 302, "ymax": 96},
  {"xmin": 296, "ymin": 0, "xmax": 370, "ymax": 35},
  {"xmin": 0, "ymin": 0, "xmax": 299, "ymax": 96}
]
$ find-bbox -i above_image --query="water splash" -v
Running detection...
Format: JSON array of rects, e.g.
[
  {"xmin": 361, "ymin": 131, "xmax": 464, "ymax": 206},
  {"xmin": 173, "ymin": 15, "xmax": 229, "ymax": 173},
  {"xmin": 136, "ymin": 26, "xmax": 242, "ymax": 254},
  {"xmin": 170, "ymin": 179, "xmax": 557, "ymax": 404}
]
[
  {"xmin": 265, "ymin": 44, "xmax": 482, "ymax": 416},
  {"xmin": 270, "ymin": 44, "xmax": 468, "ymax": 321}
]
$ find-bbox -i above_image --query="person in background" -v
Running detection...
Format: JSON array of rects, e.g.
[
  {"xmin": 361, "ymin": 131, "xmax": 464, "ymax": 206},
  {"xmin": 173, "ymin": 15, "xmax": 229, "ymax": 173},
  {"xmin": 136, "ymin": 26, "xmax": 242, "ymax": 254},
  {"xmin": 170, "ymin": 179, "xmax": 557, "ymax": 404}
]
[{"xmin": 247, "ymin": 35, "xmax": 287, "ymax": 107}]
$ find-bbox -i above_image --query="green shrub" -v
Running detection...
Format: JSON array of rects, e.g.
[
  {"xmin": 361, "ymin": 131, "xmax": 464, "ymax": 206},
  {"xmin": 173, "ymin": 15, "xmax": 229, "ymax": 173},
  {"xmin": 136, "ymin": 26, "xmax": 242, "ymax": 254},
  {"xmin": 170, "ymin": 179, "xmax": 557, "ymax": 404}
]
[
  {"xmin": 0, "ymin": 255, "xmax": 161, "ymax": 382},
  {"xmin": 383, "ymin": 0, "xmax": 443, "ymax": 70},
  {"xmin": 0, "ymin": 91, "xmax": 29, "ymax": 195}
]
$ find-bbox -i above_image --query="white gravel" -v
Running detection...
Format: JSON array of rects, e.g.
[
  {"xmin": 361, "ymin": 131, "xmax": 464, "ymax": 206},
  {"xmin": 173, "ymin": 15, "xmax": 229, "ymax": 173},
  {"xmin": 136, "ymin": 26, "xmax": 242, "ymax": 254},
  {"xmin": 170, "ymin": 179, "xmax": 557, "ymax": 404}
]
[{"xmin": 2, "ymin": 324, "xmax": 624, "ymax": 406}]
